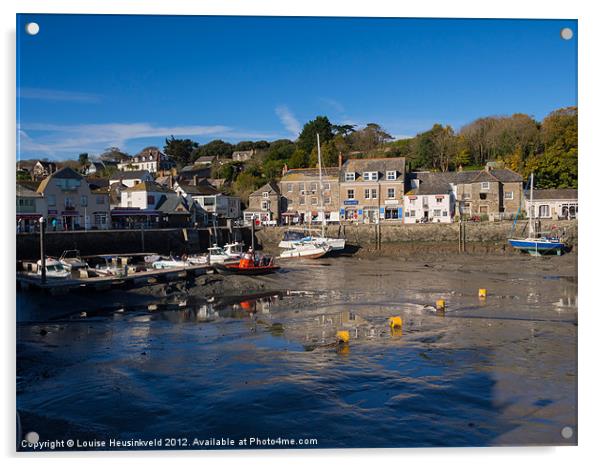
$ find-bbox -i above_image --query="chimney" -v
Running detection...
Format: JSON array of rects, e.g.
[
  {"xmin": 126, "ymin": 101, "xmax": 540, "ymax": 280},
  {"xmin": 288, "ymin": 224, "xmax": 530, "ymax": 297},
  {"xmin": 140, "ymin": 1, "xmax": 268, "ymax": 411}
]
[
  {"xmin": 282, "ymin": 164, "xmax": 288, "ymax": 176},
  {"xmin": 338, "ymin": 152, "xmax": 343, "ymax": 169},
  {"xmin": 193, "ymin": 175, "xmax": 198, "ymax": 186},
  {"xmin": 169, "ymin": 175, "xmax": 173, "ymax": 189}
]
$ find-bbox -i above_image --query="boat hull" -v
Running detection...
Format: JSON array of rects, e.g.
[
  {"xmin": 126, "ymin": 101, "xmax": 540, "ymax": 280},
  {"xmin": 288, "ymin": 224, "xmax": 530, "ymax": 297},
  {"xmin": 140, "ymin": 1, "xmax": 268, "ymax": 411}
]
[
  {"xmin": 214, "ymin": 264, "xmax": 280, "ymax": 276},
  {"xmin": 508, "ymin": 238, "xmax": 565, "ymax": 256}
]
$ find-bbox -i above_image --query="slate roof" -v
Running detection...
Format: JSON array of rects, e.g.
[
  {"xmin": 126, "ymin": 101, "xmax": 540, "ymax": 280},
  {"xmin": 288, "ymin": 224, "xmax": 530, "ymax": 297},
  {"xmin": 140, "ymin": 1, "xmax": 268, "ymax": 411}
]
[
  {"xmin": 16, "ymin": 183, "xmax": 42, "ymax": 198},
  {"xmin": 452, "ymin": 168, "xmax": 523, "ymax": 184},
  {"xmin": 110, "ymin": 170, "xmax": 152, "ymax": 180},
  {"xmin": 531, "ymin": 189, "xmax": 578, "ymax": 201},
  {"xmin": 156, "ymin": 195, "xmax": 190, "ymax": 214},
  {"xmin": 36, "ymin": 167, "xmax": 83, "ymax": 192},
  {"xmin": 406, "ymin": 172, "xmax": 452, "ymax": 195},
  {"xmin": 250, "ymin": 181, "xmax": 280, "ymax": 197},
  {"xmin": 340, "ymin": 158, "xmax": 406, "ymax": 181},
  {"xmin": 123, "ymin": 181, "xmax": 172, "ymax": 193},
  {"xmin": 281, "ymin": 167, "xmax": 341, "ymax": 181}
]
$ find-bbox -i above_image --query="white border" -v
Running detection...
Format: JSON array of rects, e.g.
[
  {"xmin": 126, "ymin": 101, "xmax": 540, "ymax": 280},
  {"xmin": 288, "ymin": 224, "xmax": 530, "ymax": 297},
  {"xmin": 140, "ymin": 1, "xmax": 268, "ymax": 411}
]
[{"xmin": 2, "ymin": 1, "xmax": 600, "ymax": 465}]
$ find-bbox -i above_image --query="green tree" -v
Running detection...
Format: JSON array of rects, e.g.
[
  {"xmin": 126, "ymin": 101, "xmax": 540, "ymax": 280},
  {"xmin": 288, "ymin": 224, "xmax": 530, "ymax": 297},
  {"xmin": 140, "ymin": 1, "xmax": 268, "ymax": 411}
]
[
  {"xmin": 288, "ymin": 148, "xmax": 309, "ymax": 169},
  {"xmin": 192, "ymin": 139, "xmax": 234, "ymax": 160},
  {"xmin": 297, "ymin": 116, "xmax": 334, "ymax": 153},
  {"xmin": 164, "ymin": 136, "xmax": 199, "ymax": 167},
  {"xmin": 266, "ymin": 139, "xmax": 295, "ymax": 162},
  {"xmin": 78, "ymin": 153, "xmax": 89, "ymax": 171}
]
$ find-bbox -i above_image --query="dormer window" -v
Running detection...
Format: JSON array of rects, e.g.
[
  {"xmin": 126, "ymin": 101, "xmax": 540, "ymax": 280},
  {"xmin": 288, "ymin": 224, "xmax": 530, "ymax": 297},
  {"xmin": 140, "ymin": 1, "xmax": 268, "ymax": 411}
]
[
  {"xmin": 262, "ymin": 192, "xmax": 269, "ymax": 198},
  {"xmin": 363, "ymin": 171, "xmax": 378, "ymax": 181},
  {"xmin": 386, "ymin": 170, "xmax": 396, "ymax": 180},
  {"xmin": 345, "ymin": 172, "xmax": 355, "ymax": 182}
]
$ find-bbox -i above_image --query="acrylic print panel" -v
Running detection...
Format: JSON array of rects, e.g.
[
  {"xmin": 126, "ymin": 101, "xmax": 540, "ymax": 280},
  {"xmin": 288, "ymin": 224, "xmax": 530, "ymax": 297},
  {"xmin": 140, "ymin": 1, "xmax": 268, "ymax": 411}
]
[{"xmin": 16, "ymin": 14, "xmax": 577, "ymax": 451}]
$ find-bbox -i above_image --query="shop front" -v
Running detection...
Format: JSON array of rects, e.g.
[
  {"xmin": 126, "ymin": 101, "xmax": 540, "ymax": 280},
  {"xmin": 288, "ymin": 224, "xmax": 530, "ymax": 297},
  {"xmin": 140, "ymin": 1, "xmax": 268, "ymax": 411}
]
[
  {"xmin": 111, "ymin": 208, "xmax": 160, "ymax": 229},
  {"xmin": 16, "ymin": 213, "xmax": 42, "ymax": 233}
]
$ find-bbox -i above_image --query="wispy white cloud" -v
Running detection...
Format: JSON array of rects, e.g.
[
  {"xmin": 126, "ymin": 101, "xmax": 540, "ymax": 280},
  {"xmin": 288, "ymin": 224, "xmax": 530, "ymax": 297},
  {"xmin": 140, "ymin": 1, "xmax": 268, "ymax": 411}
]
[
  {"xmin": 275, "ymin": 105, "xmax": 301, "ymax": 138},
  {"xmin": 19, "ymin": 87, "xmax": 101, "ymax": 103},
  {"xmin": 17, "ymin": 122, "xmax": 282, "ymax": 159},
  {"xmin": 319, "ymin": 98, "xmax": 345, "ymax": 114}
]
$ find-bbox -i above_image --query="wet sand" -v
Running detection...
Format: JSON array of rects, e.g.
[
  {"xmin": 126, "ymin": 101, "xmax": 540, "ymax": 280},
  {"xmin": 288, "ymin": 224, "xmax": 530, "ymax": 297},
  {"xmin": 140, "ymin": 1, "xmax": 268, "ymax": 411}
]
[{"xmin": 17, "ymin": 252, "xmax": 577, "ymax": 449}]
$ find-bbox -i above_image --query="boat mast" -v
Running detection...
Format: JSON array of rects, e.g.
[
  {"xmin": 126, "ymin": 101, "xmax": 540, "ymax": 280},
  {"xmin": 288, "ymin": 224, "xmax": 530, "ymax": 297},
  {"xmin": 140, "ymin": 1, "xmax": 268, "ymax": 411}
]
[
  {"xmin": 529, "ymin": 172, "xmax": 534, "ymax": 237},
  {"xmin": 317, "ymin": 133, "xmax": 325, "ymax": 238}
]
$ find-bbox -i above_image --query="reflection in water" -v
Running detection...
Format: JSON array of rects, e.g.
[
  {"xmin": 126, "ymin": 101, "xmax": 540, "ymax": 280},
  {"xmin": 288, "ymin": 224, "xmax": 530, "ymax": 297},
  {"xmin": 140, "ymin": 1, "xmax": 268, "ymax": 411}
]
[{"xmin": 16, "ymin": 257, "xmax": 577, "ymax": 448}]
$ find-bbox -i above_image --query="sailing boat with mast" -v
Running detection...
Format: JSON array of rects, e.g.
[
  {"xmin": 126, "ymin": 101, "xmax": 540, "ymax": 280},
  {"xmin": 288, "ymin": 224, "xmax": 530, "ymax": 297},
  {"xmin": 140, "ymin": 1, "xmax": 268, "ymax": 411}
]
[
  {"xmin": 278, "ymin": 133, "xmax": 346, "ymax": 253},
  {"xmin": 508, "ymin": 173, "xmax": 566, "ymax": 256}
]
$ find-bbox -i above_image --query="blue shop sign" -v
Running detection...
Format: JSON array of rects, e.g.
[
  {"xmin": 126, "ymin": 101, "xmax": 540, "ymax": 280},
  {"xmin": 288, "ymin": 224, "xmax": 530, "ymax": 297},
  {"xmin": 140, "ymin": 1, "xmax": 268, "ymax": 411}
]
[{"xmin": 343, "ymin": 199, "xmax": 359, "ymax": 206}]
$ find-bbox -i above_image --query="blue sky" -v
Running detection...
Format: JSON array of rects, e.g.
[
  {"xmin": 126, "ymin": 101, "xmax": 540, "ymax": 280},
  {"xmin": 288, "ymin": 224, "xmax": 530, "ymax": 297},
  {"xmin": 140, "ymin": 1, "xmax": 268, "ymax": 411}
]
[{"xmin": 16, "ymin": 15, "xmax": 577, "ymax": 161}]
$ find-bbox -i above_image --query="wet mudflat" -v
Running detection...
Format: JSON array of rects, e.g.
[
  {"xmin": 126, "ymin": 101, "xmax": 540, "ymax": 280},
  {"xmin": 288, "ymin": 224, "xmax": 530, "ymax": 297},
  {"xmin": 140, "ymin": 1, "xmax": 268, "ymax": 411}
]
[{"xmin": 16, "ymin": 253, "xmax": 577, "ymax": 449}]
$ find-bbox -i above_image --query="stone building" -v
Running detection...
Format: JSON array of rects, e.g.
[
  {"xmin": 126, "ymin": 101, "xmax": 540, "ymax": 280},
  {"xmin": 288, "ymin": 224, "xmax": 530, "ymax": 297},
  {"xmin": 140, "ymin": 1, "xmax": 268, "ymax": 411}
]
[
  {"xmin": 244, "ymin": 181, "xmax": 282, "ymax": 225},
  {"xmin": 339, "ymin": 157, "xmax": 405, "ymax": 223},
  {"xmin": 453, "ymin": 167, "xmax": 523, "ymax": 220},
  {"xmin": 526, "ymin": 188, "xmax": 578, "ymax": 220},
  {"xmin": 279, "ymin": 167, "xmax": 341, "ymax": 224}
]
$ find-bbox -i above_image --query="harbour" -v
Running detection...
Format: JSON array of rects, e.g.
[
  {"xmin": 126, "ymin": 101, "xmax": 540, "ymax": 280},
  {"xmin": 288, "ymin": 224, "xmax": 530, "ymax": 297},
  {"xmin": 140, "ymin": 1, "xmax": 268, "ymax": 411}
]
[{"xmin": 16, "ymin": 251, "xmax": 577, "ymax": 449}]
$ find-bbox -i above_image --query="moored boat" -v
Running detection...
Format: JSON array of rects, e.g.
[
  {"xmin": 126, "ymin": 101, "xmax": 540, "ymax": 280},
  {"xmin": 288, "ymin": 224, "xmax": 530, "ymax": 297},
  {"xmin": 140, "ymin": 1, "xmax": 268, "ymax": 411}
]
[
  {"xmin": 508, "ymin": 173, "xmax": 566, "ymax": 256},
  {"xmin": 152, "ymin": 256, "xmax": 190, "ymax": 269},
  {"xmin": 36, "ymin": 258, "xmax": 70, "ymax": 279},
  {"xmin": 279, "ymin": 241, "xmax": 331, "ymax": 259},
  {"xmin": 59, "ymin": 250, "xmax": 88, "ymax": 271}
]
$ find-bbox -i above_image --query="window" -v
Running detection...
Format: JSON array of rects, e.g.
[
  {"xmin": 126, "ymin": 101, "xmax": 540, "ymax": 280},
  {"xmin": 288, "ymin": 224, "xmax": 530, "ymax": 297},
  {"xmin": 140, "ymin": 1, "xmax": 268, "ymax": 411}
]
[
  {"xmin": 539, "ymin": 204, "xmax": 550, "ymax": 217},
  {"xmin": 479, "ymin": 193, "xmax": 487, "ymax": 200},
  {"xmin": 94, "ymin": 213, "xmax": 107, "ymax": 225},
  {"xmin": 436, "ymin": 197, "xmax": 442, "ymax": 204},
  {"xmin": 261, "ymin": 200, "xmax": 269, "ymax": 210},
  {"xmin": 410, "ymin": 210, "xmax": 416, "ymax": 217},
  {"xmin": 287, "ymin": 184, "xmax": 293, "ymax": 192},
  {"xmin": 345, "ymin": 172, "xmax": 355, "ymax": 181},
  {"xmin": 479, "ymin": 206, "xmax": 488, "ymax": 214},
  {"xmin": 147, "ymin": 195, "xmax": 155, "ymax": 205},
  {"xmin": 311, "ymin": 197, "xmax": 318, "ymax": 205},
  {"xmin": 299, "ymin": 196, "xmax": 305, "ymax": 205},
  {"xmin": 433, "ymin": 209, "xmax": 442, "ymax": 217},
  {"xmin": 262, "ymin": 192, "xmax": 269, "ymax": 198},
  {"xmin": 299, "ymin": 182, "xmax": 306, "ymax": 193},
  {"xmin": 504, "ymin": 191, "xmax": 514, "ymax": 200},
  {"xmin": 481, "ymin": 182, "xmax": 490, "ymax": 190},
  {"xmin": 80, "ymin": 195, "xmax": 87, "ymax": 207},
  {"xmin": 64, "ymin": 197, "xmax": 74, "ymax": 208},
  {"xmin": 364, "ymin": 189, "xmax": 371, "ymax": 199},
  {"xmin": 363, "ymin": 171, "xmax": 378, "ymax": 181},
  {"xmin": 371, "ymin": 188, "xmax": 377, "ymax": 199},
  {"xmin": 323, "ymin": 182, "xmax": 330, "ymax": 191},
  {"xmin": 310, "ymin": 183, "xmax": 318, "ymax": 191},
  {"xmin": 385, "ymin": 208, "xmax": 399, "ymax": 219},
  {"xmin": 443, "ymin": 211, "xmax": 448, "ymax": 217},
  {"xmin": 347, "ymin": 189, "xmax": 355, "ymax": 199},
  {"xmin": 462, "ymin": 193, "xmax": 471, "ymax": 200},
  {"xmin": 324, "ymin": 197, "xmax": 331, "ymax": 205},
  {"xmin": 387, "ymin": 188, "xmax": 395, "ymax": 199},
  {"xmin": 386, "ymin": 171, "xmax": 396, "ymax": 180},
  {"xmin": 47, "ymin": 194, "xmax": 56, "ymax": 206}
]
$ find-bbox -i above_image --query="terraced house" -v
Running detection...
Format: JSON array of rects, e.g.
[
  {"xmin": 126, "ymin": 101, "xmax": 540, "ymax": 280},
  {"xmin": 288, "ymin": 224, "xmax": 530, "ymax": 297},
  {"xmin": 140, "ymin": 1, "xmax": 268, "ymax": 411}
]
[
  {"xmin": 339, "ymin": 157, "xmax": 406, "ymax": 223},
  {"xmin": 279, "ymin": 166, "xmax": 341, "ymax": 224},
  {"xmin": 453, "ymin": 165, "xmax": 523, "ymax": 220}
]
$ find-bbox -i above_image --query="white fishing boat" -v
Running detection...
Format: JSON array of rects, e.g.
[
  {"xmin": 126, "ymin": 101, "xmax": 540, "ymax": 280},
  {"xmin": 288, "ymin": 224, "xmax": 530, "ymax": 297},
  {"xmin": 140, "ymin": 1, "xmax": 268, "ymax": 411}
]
[
  {"xmin": 279, "ymin": 241, "xmax": 332, "ymax": 259},
  {"xmin": 223, "ymin": 241, "xmax": 245, "ymax": 259},
  {"xmin": 94, "ymin": 256, "xmax": 126, "ymax": 276},
  {"xmin": 152, "ymin": 256, "xmax": 190, "ymax": 269},
  {"xmin": 59, "ymin": 249, "xmax": 88, "ymax": 271},
  {"xmin": 187, "ymin": 246, "xmax": 234, "ymax": 265},
  {"xmin": 36, "ymin": 258, "xmax": 70, "ymax": 279}
]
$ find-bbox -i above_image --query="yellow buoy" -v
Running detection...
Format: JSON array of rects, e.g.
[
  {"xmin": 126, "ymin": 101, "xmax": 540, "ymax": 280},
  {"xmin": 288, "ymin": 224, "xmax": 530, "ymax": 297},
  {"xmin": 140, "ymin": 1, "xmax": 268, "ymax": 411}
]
[
  {"xmin": 336, "ymin": 330, "xmax": 350, "ymax": 344},
  {"xmin": 389, "ymin": 316, "xmax": 403, "ymax": 328},
  {"xmin": 436, "ymin": 299, "xmax": 446, "ymax": 311},
  {"xmin": 479, "ymin": 288, "xmax": 487, "ymax": 298}
]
